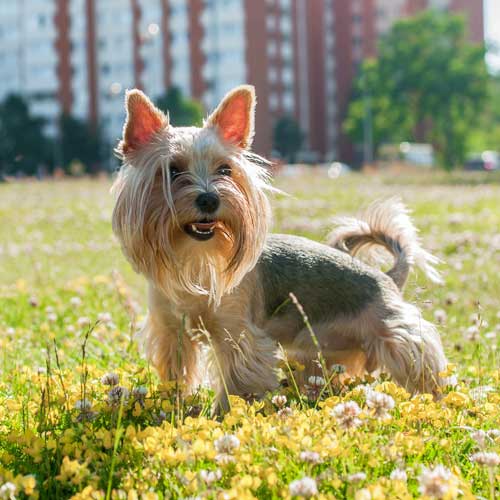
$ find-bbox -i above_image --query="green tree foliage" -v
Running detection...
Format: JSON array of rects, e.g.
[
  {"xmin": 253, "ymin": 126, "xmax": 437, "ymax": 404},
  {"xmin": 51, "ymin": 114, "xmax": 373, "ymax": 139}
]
[
  {"xmin": 155, "ymin": 87, "xmax": 204, "ymax": 127},
  {"xmin": 468, "ymin": 75, "xmax": 500, "ymax": 152},
  {"xmin": 273, "ymin": 115, "xmax": 304, "ymax": 162},
  {"xmin": 345, "ymin": 11, "xmax": 489, "ymax": 170},
  {"xmin": 0, "ymin": 94, "xmax": 50, "ymax": 175},
  {"xmin": 59, "ymin": 114, "xmax": 102, "ymax": 174}
]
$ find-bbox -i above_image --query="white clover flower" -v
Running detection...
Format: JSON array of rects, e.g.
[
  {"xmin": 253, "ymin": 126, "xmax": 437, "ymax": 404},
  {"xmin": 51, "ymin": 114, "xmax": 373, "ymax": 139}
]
[
  {"xmin": 101, "ymin": 372, "xmax": 119, "ymax": 386},
  {"xmin": 469, "ymin": 385, "xmax": 495, "ymax": 402},
  {"xmin": 390, "ymin": 468, "xmax": 408, "ymax": 482},
  {"xmin": 445, "ymin": 293, "xmax": 457, "ymax": 305},
  {"xmin": 214, "ymin": 434, "xmax": 240, "ymax": 454},
  {"xmin": 70, "ymin": 296, "xmax": 82, "ymax": 307},
  {"xmin": 347, "ymin": 472, "xmax": 367, "ymax": 483},
  {"xmin": 277, "ymin": 407, "xmax": 293, "ymax": 419},
  {"xmin": 289, "ymin": 477, "xmax": 318, "ymax": 498},
  {"xmin": 330, "ymin": 364, "xmax": 346, "ymax": 375},
  {"xmin": 74, "ymin": 398, "xmax": 92, "ymax": 411},
  {"xmin": 365, "ymin": 390, "xmax": 395, "ymax": 419},
  {"xmin": 330, "ymin": 401, "xmax": 362, "ymax": 430},
  {"xmin": 433, "ymin": 309, "xmax": 447, "ymax": 324},
  {"xmin": 133, "ymin": 386, "xmax": 148, "ymax": 399},
  {"xmin": 299, "ymin": 450, "xmax": 322, "ymax": 464},
  {"xmin": 488, "ymin": 429, "xmax": 500, "ymax": 439},
  {"xmin": 107, "ymin": 386, "xmax": 130, "ymax": 406},
  {"xmin": 271, "ymin": 394, "xmax": 287, "ymax": 408},
  {"xmin": 214, "ymin": 453, "xmax": 236, "ymax": 465},
  {"xmin": 470, "ymin": 429, "xmax": 488, "ymax": 448},
  {"xmin": 418, "ymin": 464, "xmax": 457, "ymax": 499},
  {"xmin": 305, "ymin": 376, "xmax": 326, "ymax": 400},
  {"xmin": 470, "ymin": 451, "xmax": 500, "ymax": 467},
  {"xmin": 307, "ymin": 376, "xmax": 325, "ymax": 388},
  {"xmin": 98, "ymin": 312, "xmax": 112, "ymax": 323},
  {"xmin": 47, "ymin": 312, "xmax": 58, "ymax": 322},
  {"xmin": 77, "ymin": 316, "xmax": 91, "ymax": 328},
  {"xmin": 464, "ymin": 325, "xmax": 480, "ymax": 342},
  {"xmin": 199, "ymin": 469, "xmax": 222, "ymax": 486},
  {"xmin": 0, "ymin": 482, "xmax": 16, "ymax": 500}
]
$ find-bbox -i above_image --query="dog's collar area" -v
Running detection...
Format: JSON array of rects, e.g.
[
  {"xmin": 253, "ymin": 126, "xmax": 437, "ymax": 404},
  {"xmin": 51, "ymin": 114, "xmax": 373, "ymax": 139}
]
[{"xmin": 184, "ymin": 220, "xmax": 217, "ymax": 241}]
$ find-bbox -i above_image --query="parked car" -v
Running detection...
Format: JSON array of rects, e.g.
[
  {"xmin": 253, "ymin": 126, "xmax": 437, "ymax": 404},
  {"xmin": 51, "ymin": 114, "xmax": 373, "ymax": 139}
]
[{"xmin": 464, "ymin": 151, "xmax": 499, "ymax": 171}]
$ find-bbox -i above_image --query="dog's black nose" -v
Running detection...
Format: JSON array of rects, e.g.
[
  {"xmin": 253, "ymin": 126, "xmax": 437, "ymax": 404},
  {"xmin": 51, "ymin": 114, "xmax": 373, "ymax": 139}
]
[{"xmin": 195, "ymin": 192, "xmax": 220, "ymax": 214}]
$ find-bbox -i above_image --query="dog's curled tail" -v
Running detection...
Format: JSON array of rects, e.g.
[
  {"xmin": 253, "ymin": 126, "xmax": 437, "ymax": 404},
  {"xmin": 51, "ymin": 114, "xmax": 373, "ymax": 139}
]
[{"xmin": 328, "ymin": 198, "xmax": 442, "ymax": 290}]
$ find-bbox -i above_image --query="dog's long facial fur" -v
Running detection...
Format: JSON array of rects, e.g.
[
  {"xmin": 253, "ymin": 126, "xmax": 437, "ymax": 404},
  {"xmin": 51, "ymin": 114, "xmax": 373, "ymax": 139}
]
[{"xmin": 112, "ymin": 86, "xmax": 271, "ymax": 306}]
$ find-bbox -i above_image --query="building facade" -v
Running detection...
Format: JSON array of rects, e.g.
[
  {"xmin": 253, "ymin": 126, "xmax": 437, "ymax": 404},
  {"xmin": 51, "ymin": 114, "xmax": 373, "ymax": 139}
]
[{"xmin": 0, "ymin": 0, "xmax": 485, "ymax": 164}]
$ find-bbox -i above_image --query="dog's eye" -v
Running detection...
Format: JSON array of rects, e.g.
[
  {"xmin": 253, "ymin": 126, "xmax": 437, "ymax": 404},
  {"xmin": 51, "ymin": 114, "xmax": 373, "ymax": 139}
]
[
  {"xmin": 169, "ymin": 163, "xmax": 181, "ymax": 180},
  {"xmin": 217, "ymin": 164, "xmax": 232, "ymax": 177}
]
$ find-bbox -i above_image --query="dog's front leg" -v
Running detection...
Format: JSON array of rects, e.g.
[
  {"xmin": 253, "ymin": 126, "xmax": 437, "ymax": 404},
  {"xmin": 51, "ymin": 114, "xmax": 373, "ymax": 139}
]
[
  {"xmin": 208, "ymin": 322, "xmax": 280, "ymax": 413},
  {"xmin": 142, "ymin": 288, "xmax": 202, "ymax": 392},
  {"xmin": 142, "ymin": 313, "xmax": 202, "ymax": 391}
]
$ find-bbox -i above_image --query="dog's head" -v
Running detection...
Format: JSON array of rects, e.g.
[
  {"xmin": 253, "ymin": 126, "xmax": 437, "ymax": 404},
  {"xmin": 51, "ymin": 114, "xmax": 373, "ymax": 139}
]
[{"xmin": 112, "ymin": 85, "xmax": 271, "ymax": 305}]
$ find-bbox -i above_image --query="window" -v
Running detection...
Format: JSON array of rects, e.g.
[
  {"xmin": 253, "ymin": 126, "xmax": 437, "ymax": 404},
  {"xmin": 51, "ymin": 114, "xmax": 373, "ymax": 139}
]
[
  {"xmin": 269, "ymin": 93, "xmax": 279, "ymax": 111},
  {"xmin": 267, "ymin": 40, "xmax": 278, "ymax": 58},
  {"xmin": 266, "ymin": 15, "xmax": 277, "ymax": 32},
  {"xmin": 283, "ymin": 92, "xmax": 294, "ymax": 112}
]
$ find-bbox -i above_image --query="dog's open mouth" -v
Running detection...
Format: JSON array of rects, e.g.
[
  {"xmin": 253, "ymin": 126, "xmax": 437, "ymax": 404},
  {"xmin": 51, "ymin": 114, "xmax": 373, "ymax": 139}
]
[{"xmin": 184, "ymin": 219, "xmax": 217, "ymax": 241}]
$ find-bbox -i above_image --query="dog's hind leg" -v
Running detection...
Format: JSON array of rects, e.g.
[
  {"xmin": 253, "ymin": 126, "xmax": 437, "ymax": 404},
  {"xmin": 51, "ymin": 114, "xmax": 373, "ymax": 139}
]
[{"xmin": 365, "ymin": 299, "xmax": 449, "ymax": 397}]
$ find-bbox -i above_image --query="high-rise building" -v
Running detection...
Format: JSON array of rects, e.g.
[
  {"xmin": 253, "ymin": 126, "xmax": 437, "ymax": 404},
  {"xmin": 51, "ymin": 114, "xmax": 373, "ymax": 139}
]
[
  {"xmin": 326, "ymin": 0, "xmax": 484, "ymax": 160},
  {"xmin": 0, "ymin": 0, "xmax": 484, "ymax": 164},
  {"xmin": 0, "ymin": 1, "xmax": 61, "ymax": 136}
]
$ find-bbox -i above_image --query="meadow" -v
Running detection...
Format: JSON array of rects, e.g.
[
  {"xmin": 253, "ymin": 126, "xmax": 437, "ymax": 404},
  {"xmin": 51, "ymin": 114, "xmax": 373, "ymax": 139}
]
[{"xmin": 0, "ymin": 171, "xmax": 499, "ymax": 499}]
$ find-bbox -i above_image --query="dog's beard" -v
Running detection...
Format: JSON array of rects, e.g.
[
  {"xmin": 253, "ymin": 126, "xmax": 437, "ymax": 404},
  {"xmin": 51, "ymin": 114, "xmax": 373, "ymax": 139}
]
[{"xmin": 112, "ymin": 154, "xmax": 270, "ymax": 306}]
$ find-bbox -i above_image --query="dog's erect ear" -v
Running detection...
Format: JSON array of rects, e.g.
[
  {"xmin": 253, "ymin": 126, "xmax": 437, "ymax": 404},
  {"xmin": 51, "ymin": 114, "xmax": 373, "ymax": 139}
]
[
  {"xmin": 206, "ymin": 85, "xmax": 256, "ymax": 149},
  {"xmin": 120, "ymin": 89, "xmax": 168, "ymax": 154}
]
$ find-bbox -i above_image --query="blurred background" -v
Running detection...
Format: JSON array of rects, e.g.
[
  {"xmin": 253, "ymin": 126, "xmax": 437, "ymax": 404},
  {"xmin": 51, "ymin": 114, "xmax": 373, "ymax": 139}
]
[{"xmin": 0, "ymin": 0, "xmax": 498, "ymax": 177}]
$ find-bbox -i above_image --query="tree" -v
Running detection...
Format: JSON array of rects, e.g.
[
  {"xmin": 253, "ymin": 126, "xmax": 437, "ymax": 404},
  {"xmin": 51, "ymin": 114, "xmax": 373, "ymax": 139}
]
[
  {"xmin": 273, "ymin": 116, "xmax": 304, "ymax": 162},
  {"xmin": 467, "ymin": 75, "xmax": 500, "ymax": 152},
  {"xmin": 155, "ymin": 87, "xmax": 204, "ymax": 126},
  {"xmin": 345, "ymin": 11, "xmax": 489, "ymax": 170},
  {"xmin": 0, "ymin": 94, "xmax": 50, "ymax": 175},
  {"xmin": 59, "ymin": 114, "xmax": 102, "ymax": 173}
]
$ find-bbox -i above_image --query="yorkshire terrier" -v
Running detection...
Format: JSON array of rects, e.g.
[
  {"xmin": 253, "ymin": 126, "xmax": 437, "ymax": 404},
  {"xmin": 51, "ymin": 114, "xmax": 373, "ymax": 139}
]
[{"xmin": 112, "ymin": 85, "xmax": 450, "ymax": 411}]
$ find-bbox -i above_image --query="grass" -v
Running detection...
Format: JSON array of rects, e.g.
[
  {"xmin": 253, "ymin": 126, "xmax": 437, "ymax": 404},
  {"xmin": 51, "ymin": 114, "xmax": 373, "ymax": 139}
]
[{"xmin": 0, "ymin": 172, "xmax": 499, "ymax": 499}]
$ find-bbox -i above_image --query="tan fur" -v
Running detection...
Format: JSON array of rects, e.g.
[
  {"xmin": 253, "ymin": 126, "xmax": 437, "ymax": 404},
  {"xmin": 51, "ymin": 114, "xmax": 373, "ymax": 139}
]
[
  {"xmin": 205, "ymin": 85, "xmax": 256, "ymax": 149},
  {"xmin": 329, "ymin": 198, "xmax": 442, "ymax": 289},
  {"xmin": 119, "ymin": 89, "xmax": 168, "ymax": 155},
  {"xmin": 111, "ymin": 85, "xmax": 450, "ymax": 412}
]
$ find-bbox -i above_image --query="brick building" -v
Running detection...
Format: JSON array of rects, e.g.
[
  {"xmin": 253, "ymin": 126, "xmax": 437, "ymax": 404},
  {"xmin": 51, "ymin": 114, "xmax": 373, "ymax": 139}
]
[{"xmin": 0, "ymin": 0, "xmax": 484, "ymax": 163}]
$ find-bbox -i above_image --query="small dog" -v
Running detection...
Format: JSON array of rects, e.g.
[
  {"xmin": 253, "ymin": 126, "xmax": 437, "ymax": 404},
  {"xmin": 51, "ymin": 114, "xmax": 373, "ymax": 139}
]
[{"xmin": 112, "ymin": 85, "xmax": 450, "ymax": 411}]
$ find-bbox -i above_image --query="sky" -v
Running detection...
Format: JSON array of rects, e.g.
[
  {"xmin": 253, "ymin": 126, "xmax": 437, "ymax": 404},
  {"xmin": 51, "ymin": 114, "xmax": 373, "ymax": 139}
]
[{"xmin": 485, "ymin": 0, "xmax": 500, "ymax": 72}]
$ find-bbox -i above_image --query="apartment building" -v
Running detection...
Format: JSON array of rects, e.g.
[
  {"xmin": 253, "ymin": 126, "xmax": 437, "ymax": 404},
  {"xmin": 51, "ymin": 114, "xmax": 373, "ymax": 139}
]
[
  {"xmin": 0, "ymin": 0, "xmax": 484, "ymax": 163},
  {"xmin": 328, "ymin": 0, "xmax": 484, "ymax": 160},
  {"xmin": 0, "ymin": 1, "xmax": 61, "ymax": 136}
]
